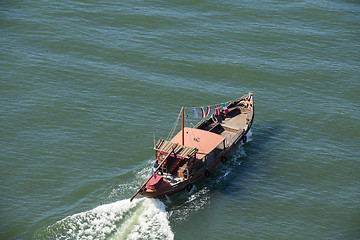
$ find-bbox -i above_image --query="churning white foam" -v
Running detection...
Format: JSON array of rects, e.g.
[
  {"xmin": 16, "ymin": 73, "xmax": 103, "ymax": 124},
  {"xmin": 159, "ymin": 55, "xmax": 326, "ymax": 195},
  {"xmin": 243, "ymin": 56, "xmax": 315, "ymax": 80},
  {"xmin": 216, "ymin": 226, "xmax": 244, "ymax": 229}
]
[
  {"xmin": 36, "ymin": 198, "xmax": 174, "ymax": 240},
  {"xmin": 246, "ymin": 129, "xmax": 253, "ymax": 142}
]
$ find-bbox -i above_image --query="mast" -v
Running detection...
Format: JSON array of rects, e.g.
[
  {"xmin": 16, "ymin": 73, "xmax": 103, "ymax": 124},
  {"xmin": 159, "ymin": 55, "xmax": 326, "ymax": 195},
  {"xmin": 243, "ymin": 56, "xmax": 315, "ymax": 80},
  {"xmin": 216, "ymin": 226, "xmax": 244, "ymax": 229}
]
[{"xmin": 182, "ymin": 107, "xmax": 184, "ymax": 146}]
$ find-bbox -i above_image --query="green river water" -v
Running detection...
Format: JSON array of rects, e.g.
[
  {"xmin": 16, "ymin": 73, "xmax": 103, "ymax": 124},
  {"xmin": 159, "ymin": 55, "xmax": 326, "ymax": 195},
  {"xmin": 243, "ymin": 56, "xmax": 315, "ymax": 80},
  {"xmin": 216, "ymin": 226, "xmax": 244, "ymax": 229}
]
[{"xmin": 1, "ymin": 1, "xmax": 359, "ymax": 239}]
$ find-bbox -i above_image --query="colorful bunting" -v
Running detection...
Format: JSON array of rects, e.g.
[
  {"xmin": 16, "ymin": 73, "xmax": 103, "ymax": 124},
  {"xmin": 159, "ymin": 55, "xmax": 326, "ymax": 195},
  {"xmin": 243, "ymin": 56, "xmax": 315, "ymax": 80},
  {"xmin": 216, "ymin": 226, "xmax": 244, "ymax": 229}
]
[
  {"xmin": 206, "ymin": 106, "xmax": 211, "ymax": 117},
  {"xmin": 214, "ymin": 105, "xmax": 221, "ymax": 116},
  {"xmin": 222, "ymin": 103, "xmax": 229, "ymax": 114},
  {"xmin": 190, "ymin": 102, "xmax": 231, "ymax": 118},
  {"xmin": 201, "ymin": 107, "xmax": 206, "ymax": 118},
  {"xmin": 193, "ymin": 108, "xmax": 198, "ymax": 118}
]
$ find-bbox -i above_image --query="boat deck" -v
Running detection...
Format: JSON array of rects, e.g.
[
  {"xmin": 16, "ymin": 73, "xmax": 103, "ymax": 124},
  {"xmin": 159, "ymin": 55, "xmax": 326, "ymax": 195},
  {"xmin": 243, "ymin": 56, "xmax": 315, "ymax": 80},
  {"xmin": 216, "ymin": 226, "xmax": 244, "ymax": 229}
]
[
  {"xmin": 222, "ymin": 110, "xmax": 249, "ymax": 130},
  {"xmin": 202, "ymin": 107, "xmax": 250, "ymax": 147},
  {"xmin": 220, "ymin": 108, "xmax": 249, "ymax": 138}
]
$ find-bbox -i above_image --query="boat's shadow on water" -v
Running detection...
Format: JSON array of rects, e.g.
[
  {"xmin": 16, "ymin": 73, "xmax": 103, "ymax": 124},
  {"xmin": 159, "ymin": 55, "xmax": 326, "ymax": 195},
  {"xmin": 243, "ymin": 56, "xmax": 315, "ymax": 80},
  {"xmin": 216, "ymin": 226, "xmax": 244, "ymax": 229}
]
[
  {"xmin": 212, "ymin": 121, "xmax": 282, "ymax": 196},
  {"xmin": 164, "ymin": 122, "xmax": 282, "ymax": 217}
]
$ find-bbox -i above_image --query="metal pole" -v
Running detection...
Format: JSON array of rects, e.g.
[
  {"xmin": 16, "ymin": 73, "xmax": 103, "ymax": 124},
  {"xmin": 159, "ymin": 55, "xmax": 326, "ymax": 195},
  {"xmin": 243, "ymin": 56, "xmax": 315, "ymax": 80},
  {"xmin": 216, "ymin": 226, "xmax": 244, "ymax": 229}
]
[{"xmin": 182, "ymin": 107, "xmax": 184, "ymax": 146}]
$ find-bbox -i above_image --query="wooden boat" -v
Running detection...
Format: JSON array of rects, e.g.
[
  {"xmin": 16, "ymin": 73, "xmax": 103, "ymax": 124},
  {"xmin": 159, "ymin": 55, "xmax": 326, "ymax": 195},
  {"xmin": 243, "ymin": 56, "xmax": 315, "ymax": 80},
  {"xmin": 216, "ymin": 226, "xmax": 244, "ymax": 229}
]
[{"xmin": 130, "ymin": 91, "xmax": 254, "ymax": 201}]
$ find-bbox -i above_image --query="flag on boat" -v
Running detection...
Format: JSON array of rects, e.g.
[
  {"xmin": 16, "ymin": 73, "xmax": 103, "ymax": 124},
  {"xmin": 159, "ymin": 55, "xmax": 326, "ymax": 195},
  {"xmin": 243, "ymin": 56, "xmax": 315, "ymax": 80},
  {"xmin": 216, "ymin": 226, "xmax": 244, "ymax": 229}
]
[
  {"xmin": 201, "ymin": 107, "xmax": 206, "ymax": 118},
  {"xmin": 222, "ymin": 103, "xmax": 229, "ymax": 114},
  {"xmin": 193, "ymin": 108, "xmax": 198, "ymax": 118},
  {"xmin": 206, "ymin": 106, "xmax": 211, "ymax": 117},
  {"xmin": 214, "ymin": 105, "xmax": 221, "ymax": 116}
]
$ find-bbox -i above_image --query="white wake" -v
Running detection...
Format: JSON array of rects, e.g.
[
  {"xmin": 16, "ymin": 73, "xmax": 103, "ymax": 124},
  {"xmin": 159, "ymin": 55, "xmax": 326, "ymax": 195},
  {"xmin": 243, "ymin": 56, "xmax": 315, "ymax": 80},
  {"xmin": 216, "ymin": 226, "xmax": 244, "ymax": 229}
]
[{"xmin": 35, "ymin": 198, "xmax": 174, "ymax": 240}]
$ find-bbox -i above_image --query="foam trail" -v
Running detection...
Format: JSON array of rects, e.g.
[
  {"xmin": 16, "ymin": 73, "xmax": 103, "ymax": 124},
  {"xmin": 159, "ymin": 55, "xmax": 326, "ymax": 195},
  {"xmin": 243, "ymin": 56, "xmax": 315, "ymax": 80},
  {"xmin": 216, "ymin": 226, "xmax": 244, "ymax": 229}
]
[
  {"xmin": 35, "ymin": 198, "xmax": 174, "ymax": 240},
  {"xmin": 246, "ymin": 129, "xmax": 253, "ymax": 142}
]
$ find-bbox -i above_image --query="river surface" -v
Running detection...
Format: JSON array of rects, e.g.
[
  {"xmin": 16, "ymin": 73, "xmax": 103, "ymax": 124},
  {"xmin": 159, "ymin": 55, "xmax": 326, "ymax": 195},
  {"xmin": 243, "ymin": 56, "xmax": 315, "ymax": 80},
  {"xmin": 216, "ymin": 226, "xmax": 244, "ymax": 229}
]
[{"xmin": 1, "ymin": 1, "xmax": 359, "ymax": 239}]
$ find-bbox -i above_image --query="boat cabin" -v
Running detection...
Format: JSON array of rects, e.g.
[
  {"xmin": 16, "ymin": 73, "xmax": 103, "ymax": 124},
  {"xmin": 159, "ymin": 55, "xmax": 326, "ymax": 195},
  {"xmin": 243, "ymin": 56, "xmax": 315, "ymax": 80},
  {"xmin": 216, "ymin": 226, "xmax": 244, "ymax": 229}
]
[{"xmin": 154, "ymin": 127, "xmax": 226, "ymax": 179}]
